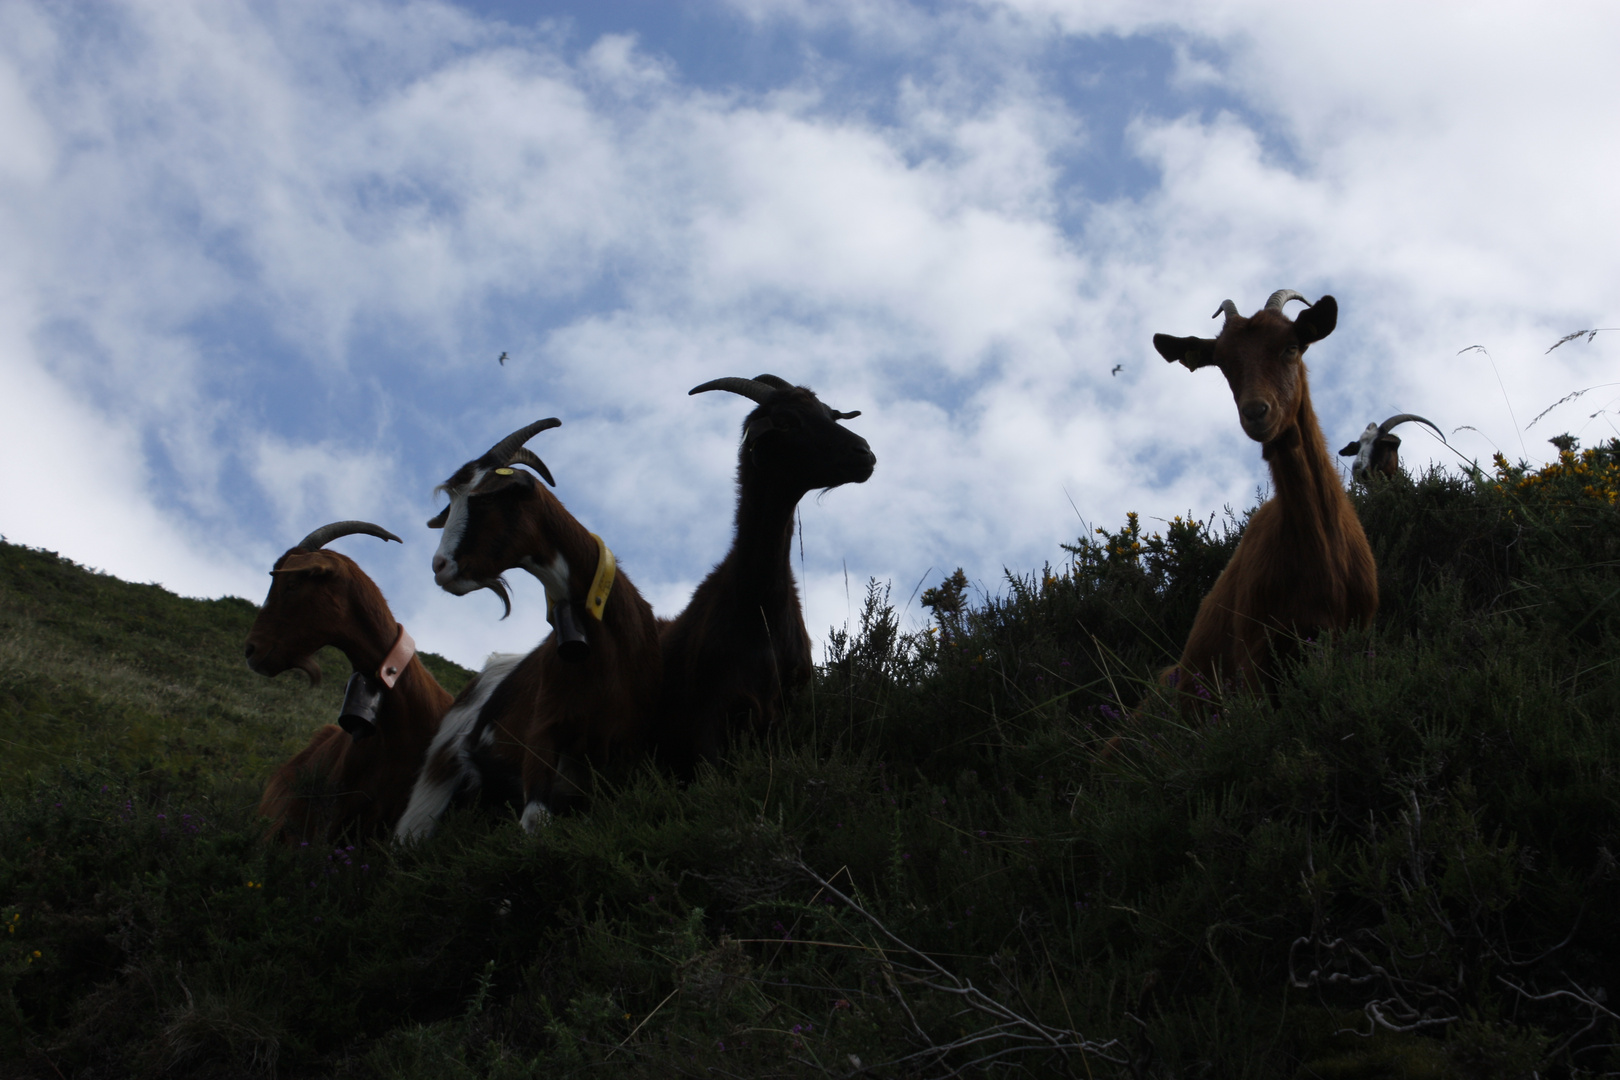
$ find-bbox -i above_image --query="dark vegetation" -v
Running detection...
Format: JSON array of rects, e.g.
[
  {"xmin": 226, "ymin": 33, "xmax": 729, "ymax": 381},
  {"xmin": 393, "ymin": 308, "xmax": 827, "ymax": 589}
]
[{"xmin": 3, "ymin": 441, "xmax": 1620, "ymax": 1077}]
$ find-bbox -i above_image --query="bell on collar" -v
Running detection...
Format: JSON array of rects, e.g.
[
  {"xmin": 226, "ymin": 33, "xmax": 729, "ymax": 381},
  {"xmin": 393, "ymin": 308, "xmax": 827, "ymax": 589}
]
[
  {"xmin": 550, "ymin": 601, "xmax": 589, "ymax": 664},
  {"xmin": 339, "ymin": 671, "xmax": 383, "ymax": 739}
]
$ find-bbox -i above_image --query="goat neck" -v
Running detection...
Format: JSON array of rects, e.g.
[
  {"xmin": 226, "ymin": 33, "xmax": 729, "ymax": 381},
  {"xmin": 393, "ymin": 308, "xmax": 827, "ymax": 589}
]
[
  {"xmin": 515, "ymin": 495, "xmax": 615, "ymax": 617},
  {"xmin": 1260, "ymin": 383, "xmax": 1350, "ymax": 549},
  {"xmin": 304, "ymin": 551, "xmax": 408, "ymax": 682},
  {"xmin": 728, "ymin": 452, "xmax": 804, "ymax": 599}
]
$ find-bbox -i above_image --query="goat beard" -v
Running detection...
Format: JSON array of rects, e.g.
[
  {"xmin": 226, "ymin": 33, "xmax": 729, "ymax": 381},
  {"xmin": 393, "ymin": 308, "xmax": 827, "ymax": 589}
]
[{"xmin": 485, "ymin": 576, "xmax": 513, "ymax": 620}]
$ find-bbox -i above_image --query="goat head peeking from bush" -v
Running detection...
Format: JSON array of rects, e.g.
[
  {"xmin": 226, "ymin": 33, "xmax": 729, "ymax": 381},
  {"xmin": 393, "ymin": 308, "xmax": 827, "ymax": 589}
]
[
  {"xmin": 244, "ymin": 520, "xmax": 454, "ymax": 842},
  {"xmin": 1340, "ymin": 413, "xmax": 1446, "ymax": 484},
  {"xmin": 403, "ymin": 419, "xmax": 662, "ymax": 834},
  {"xmin": 1152, "ymin": 290, "xmax": 1377, "ymax": 699},
  {"xmin": 658, "ymin": 374, "xmax": 876, "ymax": 776}
]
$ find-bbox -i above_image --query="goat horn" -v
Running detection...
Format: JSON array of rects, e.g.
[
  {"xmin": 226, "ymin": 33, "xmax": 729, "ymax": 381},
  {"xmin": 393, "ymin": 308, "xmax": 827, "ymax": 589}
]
[
  {"xmin": 294, "ymin": 520, "xmax": 402, "ymax": 551},
  {"xmin": 752, "ymin": 374, "xmax": 795, "ymax": 390},
  {"xmin": 503, "ymin": 446, "xmax": 557, "ymax": 487},
  {"xmin": 478, "ymin": 418, "xmax": 561, "ymax": 469},
  {"xmin": 1377, "ymin": 413, "xmax": 1446, "ymax": 443},
  {"xmin": 1212, "ymin": 299, "xmax": 1240, "ymax": 323},
  {"xmin": 689, "ymin": 377, "xmax": 778, "ymax": 404},
  {"xmin": 1265, "ymin": 289, "xmax": 1311, "ymax": 312}
]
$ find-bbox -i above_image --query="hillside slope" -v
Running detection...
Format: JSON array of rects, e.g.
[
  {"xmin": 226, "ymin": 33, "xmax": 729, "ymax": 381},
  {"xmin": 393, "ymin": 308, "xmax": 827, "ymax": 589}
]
[
  {"xmin": 2, "ymin": 447, "xmax": 1619, "ymax": 1078},
  {"xmin": 0, "ymin": 540, "xmax": 472, "ymax": 792}
]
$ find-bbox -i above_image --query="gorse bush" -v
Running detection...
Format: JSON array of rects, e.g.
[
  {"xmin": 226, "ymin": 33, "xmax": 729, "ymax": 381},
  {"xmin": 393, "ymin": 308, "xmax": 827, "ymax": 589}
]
[{"xmin": 3, "ymin": 443, "xmax": 1620, "ymax": 1077}]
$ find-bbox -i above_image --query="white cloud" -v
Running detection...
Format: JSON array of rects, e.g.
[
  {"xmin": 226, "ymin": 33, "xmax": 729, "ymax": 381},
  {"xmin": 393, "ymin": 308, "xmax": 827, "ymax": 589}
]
[{"xmin": 1, "ymin": 0, "xmax": 1618, "ymax": 670}]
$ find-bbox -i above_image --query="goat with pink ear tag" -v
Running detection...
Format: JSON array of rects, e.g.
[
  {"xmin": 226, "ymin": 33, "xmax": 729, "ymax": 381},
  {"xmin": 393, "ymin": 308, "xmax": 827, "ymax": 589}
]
[
  {"xmin": 398, "ymin": 419, "xmax": 663, "ymax": 839},
  {"xmin": 245, "ymin": 521, "xmax": 455, "ymax": 843},
  {"xmin": 1152, "ymin": 290, "xmax": 1377, "ymax": 701}
]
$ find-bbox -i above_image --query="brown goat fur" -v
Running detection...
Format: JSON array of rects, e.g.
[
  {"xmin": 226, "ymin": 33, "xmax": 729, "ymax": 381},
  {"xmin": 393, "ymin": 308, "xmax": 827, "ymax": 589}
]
[
  {"xmin": 425, "ymin": 429, "xmax": 663, "ymax": 825},
  {"xmin": 245, "ymin": 546, "xmax": 453, "ymax": 842},
  {"xmin": 1152, "ymin": 292, "xmax": 1377, "ymax": 697}
]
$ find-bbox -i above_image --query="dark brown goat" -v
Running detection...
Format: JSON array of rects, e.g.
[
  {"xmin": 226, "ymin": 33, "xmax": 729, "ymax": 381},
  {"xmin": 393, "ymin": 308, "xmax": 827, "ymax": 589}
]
[
  {"xmin": 400, "ymin": 419, "xmax": 662, "ymax": 835},
  {"xmin": 1153, "ymin": 290, "xmax": 1377, "ymax": 696},
  {"xmin": 659, "ymin": 375, "xmax": 876, "ymax": 775},
  {"xmin": 1339, "ymin": 413, "xmax": 1445, "ymax": 483},
  {"xmin": 245, "ymin": 521, "xmax": 453, "ymax": 842}
]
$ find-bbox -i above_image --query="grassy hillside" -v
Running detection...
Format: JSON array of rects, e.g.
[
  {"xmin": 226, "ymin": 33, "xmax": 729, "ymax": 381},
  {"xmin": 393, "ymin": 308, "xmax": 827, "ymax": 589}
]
[
  {"xmin": 2, "ymin": 444, "xmax": 1619, "ymax": 1078},
  {"xmin": 0, "ymin": 542, "xmax": 472, "ymax": 794}
]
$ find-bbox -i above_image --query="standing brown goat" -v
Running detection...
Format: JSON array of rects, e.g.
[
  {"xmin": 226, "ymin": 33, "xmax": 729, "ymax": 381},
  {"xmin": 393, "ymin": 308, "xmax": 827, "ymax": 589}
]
[
  {"xmin": 245, "ymin": 520, "xmax": 454, "ymax": 842},
  {"xmin": 1152, "ymin": 289, "xmax": 1377, "ymax": 696}
]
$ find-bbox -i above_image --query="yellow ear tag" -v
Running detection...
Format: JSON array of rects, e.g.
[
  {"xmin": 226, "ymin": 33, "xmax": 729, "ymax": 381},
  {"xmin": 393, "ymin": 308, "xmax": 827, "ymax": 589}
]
[
  {"xmin": 494, "ymin": 468, "xmax": 515, "ymax": 475},
  {"xmin": 585, "ymin": 533, "xmax": 616, "ymax": 621}
]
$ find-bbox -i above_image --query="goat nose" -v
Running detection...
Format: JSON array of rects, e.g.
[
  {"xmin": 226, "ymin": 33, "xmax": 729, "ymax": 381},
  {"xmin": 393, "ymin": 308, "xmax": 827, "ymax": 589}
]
[
  {"xmin": 243, "ymin": 642, "xmax": 255, "ymax": 659},
  {"xmin": 431, "ymin": 554, "xmax": 448, "ymax": 576},
  {"xmin": 1241, "ymin": 402, "xmax": 1270, "ymax": 424}
]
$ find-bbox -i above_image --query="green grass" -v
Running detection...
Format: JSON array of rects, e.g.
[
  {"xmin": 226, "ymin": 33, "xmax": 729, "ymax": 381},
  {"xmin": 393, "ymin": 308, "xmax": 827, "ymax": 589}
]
[
  {"xmin": 3, "ymin": 443, "xmax": 1620, "ymax": 1077},
  {"xmin": 0, "ymin": 542, "xmax": 472, "ymax": 795}
]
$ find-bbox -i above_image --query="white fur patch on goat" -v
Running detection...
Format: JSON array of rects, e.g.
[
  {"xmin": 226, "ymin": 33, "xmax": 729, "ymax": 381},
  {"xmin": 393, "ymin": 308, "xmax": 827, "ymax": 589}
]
[
  {"xmin": 394, "ymin": 650, "xmax": 524, "ymax": 842},
  {"xmin": 520, "ymin": 799, "xmax": 553, "ymax": 832},
  {"xmin": 519, "ymin": 552, "xmax": 571, "ymax": 612},
  {"xmin": 1350, "ymin": 422, "xmax": 1379, "ymax": 480},
  {"xmin": 431, "ymin": 468, "xmax": 486, "ymax": 588}
]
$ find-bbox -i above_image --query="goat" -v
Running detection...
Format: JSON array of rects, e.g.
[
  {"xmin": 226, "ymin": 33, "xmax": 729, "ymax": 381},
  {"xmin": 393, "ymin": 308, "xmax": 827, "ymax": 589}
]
[
  {"xmin": 396, "ymin": 419, "xmax": 662, "ymax": 837},
  {"xmin": 1152, "ymin": 290, "xmax": 1377, "ymax": 697},
  {"xmin": 245, "ymin": 520, "xmax": 454, "ymax": 842},
  {"xmin": 658, "ymin": 375, "xmax": 876, "ymax": 775},
  {"xmin": 1339, "ymin": 413, "xmax": 1444, "ymax": 483}
]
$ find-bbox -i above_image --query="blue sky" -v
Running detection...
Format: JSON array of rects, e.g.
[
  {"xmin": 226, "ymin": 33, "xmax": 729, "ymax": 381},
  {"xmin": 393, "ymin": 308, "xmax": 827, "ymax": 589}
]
[{"xmin": 2, "ymin": 0, "xmax": 1618, "ymax": 668}]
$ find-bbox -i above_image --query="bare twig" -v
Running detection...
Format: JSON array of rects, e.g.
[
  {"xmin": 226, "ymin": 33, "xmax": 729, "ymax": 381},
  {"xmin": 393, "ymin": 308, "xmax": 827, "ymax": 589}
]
[{"xmin": 795, "ymin": 859, "xmax": 1129, "ymax": 1074}]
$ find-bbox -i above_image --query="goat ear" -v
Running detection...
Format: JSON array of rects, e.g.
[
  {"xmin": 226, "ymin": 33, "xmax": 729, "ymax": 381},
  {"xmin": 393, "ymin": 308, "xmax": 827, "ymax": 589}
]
[
  {"xmin": 1294, "ymin": 295, "xmax": 1337, "ymax": 345},
  {"xmin": 1338, "ymin": 442, "xmax": 1360, "ymax": 456},
  {"xmin": 271, "ymin": 552, "xmax": 334, "ymax": 578},
  {"xmin": 1153, "ymin": 333, "xmax": 1216, "ymax": 370},
  {"xmin": 743, "ymin": 415, "xmax": 775, "ymax": 446},
  {"xmin": 426, "ymin": 507, "xmax": 448, "ymax": 529}
]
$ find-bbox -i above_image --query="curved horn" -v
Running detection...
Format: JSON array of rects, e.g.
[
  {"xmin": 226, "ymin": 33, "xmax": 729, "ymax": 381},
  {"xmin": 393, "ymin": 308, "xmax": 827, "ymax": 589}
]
[
  {"xmin": 1377, "ymin": 413, "xmax": 1446, "ymax": 443},
  {"xmin": 690, "ymin": 377, "xmax": 777, "ymax": 404},
  {"xmin": 1212, "ymin": 299, "xmax": 1240, "ymax": 323},
  {"xmin": 478, "ymin": 417, "xmax": 561, "ymax": 469},
  {"xmin": 295, "ymin": 520, "xmax": 402, "ymax": 551},
  {"xmin": 1265, "ymin": 289, "xmax": 1311, "ymax": 312},
  {"xmin": 752, "ymin": 374, "xmax": 795, "ymax": 390},
  {"xmin": 504, "ymin": 447, "xmax": 556, "ymax": 487}
]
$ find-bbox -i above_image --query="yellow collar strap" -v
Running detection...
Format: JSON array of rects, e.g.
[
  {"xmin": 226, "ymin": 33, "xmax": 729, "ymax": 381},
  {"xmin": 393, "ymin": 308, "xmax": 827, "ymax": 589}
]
[{"xmin": 585, "ymin": 533, "xmax": 616, "ymax": 621}]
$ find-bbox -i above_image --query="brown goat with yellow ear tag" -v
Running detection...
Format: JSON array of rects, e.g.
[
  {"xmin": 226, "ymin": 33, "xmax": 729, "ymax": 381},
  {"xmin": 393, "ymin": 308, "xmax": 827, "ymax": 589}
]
[{"xmin": 399, "ymin": 419, "xmax": 662, "ymax": 839}]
